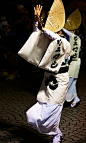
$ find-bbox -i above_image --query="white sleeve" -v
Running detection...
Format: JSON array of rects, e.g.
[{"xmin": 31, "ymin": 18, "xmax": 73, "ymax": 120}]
[
  {"xmin": 33, "ymin": 21, "xmax": 39, "ymax": 31},
  {"xmin": 33, "ymin": 22, "xmax": 59, "ymax": 40},
  {"xmin": 44, "ymin": 29, "xmax": 58, "ymax": 40},
  {"xmin": 62, "ymin": 28, "xmax": 72, "ymax": 37}
]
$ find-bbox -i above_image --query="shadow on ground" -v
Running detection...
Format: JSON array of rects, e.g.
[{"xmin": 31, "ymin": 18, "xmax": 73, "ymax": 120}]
[{"xmin": 0, "ymin": 120, "xmax": 50, "ymax": 143}]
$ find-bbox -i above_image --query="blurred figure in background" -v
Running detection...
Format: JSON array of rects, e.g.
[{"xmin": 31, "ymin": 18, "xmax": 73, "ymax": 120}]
[{"xmin": 62, "ymin": 9, "xmax": 82, "ymax": 107}]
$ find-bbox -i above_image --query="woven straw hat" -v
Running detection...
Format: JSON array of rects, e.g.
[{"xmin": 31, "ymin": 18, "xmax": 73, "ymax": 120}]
[
  {"xmin": 64, "ymin": 9, "xmax": 82, "ymax": 30},
  {"xmin": 44, "ymin": 0, "xmax": 65, "ymax": 32}
]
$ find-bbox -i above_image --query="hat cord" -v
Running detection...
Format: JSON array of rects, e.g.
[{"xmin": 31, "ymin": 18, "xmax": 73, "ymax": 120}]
[
  {"xmin": 47, "ymin": 16, "xmax": 53, "ymax": 27},
  {"xmin": 67, "ymin": 20, "xmax": 71, "ymax": 26}
]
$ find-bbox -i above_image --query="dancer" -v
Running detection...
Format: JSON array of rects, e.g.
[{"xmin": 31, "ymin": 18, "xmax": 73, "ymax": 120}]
[
  {"xmin": 21, "ymin": 1, "xmax": 71, "ymax": 143},
  {"xmin": 62, "ymin": 9, "xmax": 82, "ymax": 107}
]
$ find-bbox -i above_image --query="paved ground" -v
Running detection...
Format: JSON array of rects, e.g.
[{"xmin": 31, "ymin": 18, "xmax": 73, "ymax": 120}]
[{"xmin": 0, "ymin": 61, "xmax": 86, "ymax": 143}]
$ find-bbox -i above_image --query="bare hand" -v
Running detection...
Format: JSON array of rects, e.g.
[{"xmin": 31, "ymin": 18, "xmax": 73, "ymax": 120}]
[{"xmin": 34, "ymin": 5, "xmax": 43, "ymax": 22}]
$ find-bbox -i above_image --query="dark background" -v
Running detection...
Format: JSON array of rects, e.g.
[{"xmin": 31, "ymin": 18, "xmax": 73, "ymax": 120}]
[{"xmin": 0, "ymin": 0, "xmax": 86, "ymax": 80}]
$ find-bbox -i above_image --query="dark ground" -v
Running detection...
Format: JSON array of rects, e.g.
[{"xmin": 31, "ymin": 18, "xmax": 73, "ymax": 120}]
[{"xmin": 0, "ymin": 60, "xmax": 86, "ymax": 143}]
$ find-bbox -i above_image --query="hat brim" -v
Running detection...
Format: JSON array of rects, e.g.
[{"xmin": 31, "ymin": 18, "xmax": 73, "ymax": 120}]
[
  {"xmin": 64, "ymin": 9, "xmax": 82, "ymax": 30},
  {"xmin": 44, "ymin": 0, "xmax": 65, "ymax": 32}
]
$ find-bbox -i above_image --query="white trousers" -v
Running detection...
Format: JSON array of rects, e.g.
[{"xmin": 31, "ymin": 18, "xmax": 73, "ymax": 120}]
[
  {"xmin": 26, "ymin": 102, "xmax": 63, "ymax": 137},
  {"xmin": 66, "ymin": 77, "xmax": 77, "ymax": 102}
]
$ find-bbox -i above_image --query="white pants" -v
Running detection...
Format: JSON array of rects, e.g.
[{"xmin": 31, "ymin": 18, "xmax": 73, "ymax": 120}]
[
  {"xmin": 66, "ymin": 77, "xmax": 77, "ymax": 102},
  {"xmin": 26, "ymin": 102, "xmax": 63, "ymax": 137}
]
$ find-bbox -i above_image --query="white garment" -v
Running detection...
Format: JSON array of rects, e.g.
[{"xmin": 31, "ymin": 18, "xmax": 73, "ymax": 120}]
[
  {"xmin": 70, "ymin": 33, "xmax": 81, "ymax": 60},
  {"xmin": 71, "ymin": 96, "xmax": 80, "ymax": 107},
  {"xmin": 18, "ymin": 29, "xmax": 71, "ymax": 74},
  {"xmin": 62, "ymin": 28, "xmax": 72, "ymax": 37},
  {"xmin": 62, "ymin": 28, "xmax": 81, "ymax": 103},
  {"xmin": 66, "ymin": 77, "xmax": 77, "ymax": 102},
  {"xmin": 37, "ymin": 71, "xmax": 69, "ymax": 105},
  {"xmin": 26, "ymin": 24, "xmax": 70, "ymax": 140},
  {"xmin": 26, "ymin": 102, "xmax": 63, "ymax": 136},
  {"xmin": 69, "ymin": 58, "xmax": 81, "ymax": 78},
  {"xmin": 62, "ymin": 28, "xmax": 81, "ymax": 78}
]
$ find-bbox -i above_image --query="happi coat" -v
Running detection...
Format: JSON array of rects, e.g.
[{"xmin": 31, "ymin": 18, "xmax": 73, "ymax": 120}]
[
  {"xmin": 62, "ymin": 28, "xmax": 81, "ymax": 102},
  {"xmin": 18, "ymin": 28, "xmax": 71, "ymax": 135}
]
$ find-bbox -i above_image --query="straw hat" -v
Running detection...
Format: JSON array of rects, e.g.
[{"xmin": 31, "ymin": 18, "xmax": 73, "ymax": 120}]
[
  {"xmin": 44, "ymin": 0, "xmax": 65, "ymax": 32},
  {"xmin": 64, "ymin": 9, "xmax": 82, "ymax": 30}
]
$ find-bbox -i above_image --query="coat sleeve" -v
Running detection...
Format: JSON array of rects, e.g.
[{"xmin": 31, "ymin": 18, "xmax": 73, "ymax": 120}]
[
  {"xmin": 44, "ymin": 29, "xmax": 59, "ymax": 40},
  {"xmin": 62, "ymin": 28, "xmax": 72, "ymax": 37},
  {"xmin": 33, "ymin": 21, "xmax": 39, "ymax": 31}
]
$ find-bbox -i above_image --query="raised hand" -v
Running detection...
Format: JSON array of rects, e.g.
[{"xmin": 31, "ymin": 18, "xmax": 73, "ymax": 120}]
[{"xmin": 34, "ymin": 5, "xmax": 43, "ymax": 22}]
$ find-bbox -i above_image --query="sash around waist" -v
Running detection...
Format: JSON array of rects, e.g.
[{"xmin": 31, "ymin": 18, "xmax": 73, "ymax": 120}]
[{"xmin": 45, "ymin": 66, "xmax": 69, "ymax": 75}]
